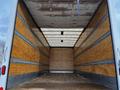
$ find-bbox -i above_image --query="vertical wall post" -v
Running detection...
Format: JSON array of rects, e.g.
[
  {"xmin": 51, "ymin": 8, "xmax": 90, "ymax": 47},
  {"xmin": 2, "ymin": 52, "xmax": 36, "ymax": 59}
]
[
  {"xmin": 107, "ymin": 0, "xmax": 120, "ymax": 90},
  {"xmin": 0, "ymin": 0, "xmax": 18, "ymax": 90}
]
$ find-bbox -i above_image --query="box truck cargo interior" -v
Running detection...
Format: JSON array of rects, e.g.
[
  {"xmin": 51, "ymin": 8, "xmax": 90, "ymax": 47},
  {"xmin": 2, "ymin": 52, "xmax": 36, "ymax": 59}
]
[{"xmin": 0, "ymin": 0, "xmax": 119, "ymax": 90}]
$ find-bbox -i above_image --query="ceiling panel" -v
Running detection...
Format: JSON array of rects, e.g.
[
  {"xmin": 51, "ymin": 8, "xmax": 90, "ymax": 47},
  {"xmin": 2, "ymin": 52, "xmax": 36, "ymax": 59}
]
[
  {"xmin": 24, "ymin": 0, "xmax": 102, "ymax": 47},
  {"xmin": 24, "ymin": 0, "xmax": 102, "ymax": 28}
]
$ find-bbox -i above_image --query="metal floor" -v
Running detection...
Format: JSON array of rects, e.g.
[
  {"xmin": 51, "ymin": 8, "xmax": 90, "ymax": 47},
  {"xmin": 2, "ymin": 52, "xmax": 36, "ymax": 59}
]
[{"xmin": 10, "ymin": 73, "xmax": 110, "ymax": 90}]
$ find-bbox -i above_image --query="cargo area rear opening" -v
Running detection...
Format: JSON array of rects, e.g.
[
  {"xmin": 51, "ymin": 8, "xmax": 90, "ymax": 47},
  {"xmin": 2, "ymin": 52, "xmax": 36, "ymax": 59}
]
[{"xmin": 0, "ymin": 0, "xmax": 120, "ymax": 90}]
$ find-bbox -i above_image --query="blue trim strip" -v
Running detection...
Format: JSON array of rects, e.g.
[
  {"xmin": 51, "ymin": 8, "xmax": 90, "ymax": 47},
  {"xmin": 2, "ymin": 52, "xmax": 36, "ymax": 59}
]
[
  {"xmin": 15, "ymin": 30, "xmax": 36, "ymax": 48},
  {"xmin": 75, "ymin": 13, "xmax": 108, "ymax": 52},
  {"xmin": 17, "ymin": 12, "xmax": 49, "ymax": 48},
  {"xmin": 75, "ymin": 71, "xmax": 117, "ymax": 90},
  {"xmin": 75, "ymin": 31, "xmax": 111, "ymax": 58},
  {"xmin": 75, "ymin": 60, "xmax": 114, "ymax": 67},
  {"xmin": 11, "ymin": 57, "xmax": 49, "ymax": 66},
  {"xmin": 15, "ymin": 30, "xmax": 49, "ymax": 57},
  {"xmin": 17, "ymin": 12, "xmax": 30, "ymax": 30},
  {"xmin": 7, "ymin": 72, "xmax": 40, "ymax": 89},
  {"xmin": 8, "ymin": 71, "xmax": 49, "ymax": 89}
]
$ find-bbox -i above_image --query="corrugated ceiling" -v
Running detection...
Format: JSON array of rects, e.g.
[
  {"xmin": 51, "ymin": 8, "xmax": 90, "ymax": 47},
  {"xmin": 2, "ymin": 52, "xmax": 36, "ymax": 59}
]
[{"xmin": 41, "ymin": 28, "xmax": 83, "ymax": 47}]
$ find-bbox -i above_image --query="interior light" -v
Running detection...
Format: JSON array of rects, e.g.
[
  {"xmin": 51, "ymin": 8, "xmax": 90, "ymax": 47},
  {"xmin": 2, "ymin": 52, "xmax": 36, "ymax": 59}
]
[{"xmin": 61, "ymin": 31, "xmax": 64, "ymax": 35}]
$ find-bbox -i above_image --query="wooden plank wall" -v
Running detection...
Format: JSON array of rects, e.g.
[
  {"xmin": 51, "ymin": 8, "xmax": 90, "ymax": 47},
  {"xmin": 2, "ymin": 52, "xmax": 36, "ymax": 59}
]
[
  {"xmin": 8, "ymin": 2, "xmax": 50, "ymax": 77},
  {"xmin": 49, "ymin": 48, "xmax": 74, "ymax": 71},
  {"xmin": 74, "ymin": 1, "xmax": 116, "ymax": 77}
]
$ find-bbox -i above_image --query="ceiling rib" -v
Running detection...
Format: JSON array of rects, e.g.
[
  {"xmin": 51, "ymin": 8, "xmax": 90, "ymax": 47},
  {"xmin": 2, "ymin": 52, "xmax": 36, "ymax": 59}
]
[{"xmin": 41, "ymin": 28, "xmax": 83, "ymax": 47}]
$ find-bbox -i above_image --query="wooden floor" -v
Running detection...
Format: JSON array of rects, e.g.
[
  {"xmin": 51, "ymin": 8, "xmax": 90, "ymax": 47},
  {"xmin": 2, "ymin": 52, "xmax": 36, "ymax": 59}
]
[{"xmin": 10, "ymin": 73, "xmax": 110, "ymax": 90}]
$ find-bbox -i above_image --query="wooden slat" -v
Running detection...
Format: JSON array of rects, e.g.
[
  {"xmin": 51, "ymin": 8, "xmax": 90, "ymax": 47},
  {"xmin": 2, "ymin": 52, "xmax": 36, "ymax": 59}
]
[
  {"xmin": 74, "ymin": 1, "xmax": 115, "ymax": 77},
  {"xmin": 9, "ymin": 64, "xmax": 40, "ymax": 76},
  {"xmin": 40, "ymin": 54, "xmax": 49, "ymax": 64},
  {"xmin": 50, "ymin": 48, "xmax": 74, "ymax": 70},
  {"xmin": 76, "ymin": 64, "xmax": 116, "ymax": 77},
  {"xmin": 75, "ymin": 18, "xmax": 110, "ymax": 56},
  {"xmin": 16, "ymin": 17, "xmax": 37, "ymax": 45},
  {"xmin": 17, "ymin": 4, "xmax": 36, "ymax": 28},
  {"xmin": 74, "ymin": 1, "xmax": 108, "ymax": 51},
  {"xmin": 12, "ymin": 35, "xmax": 40, "ymax": 62},
  {"xmin": 9, "ymin": 2, "xmax": 50, "ymax": 78},
  {"xmin": 75, "ymin": 36, "xmax": 113, "ymax": 64}
]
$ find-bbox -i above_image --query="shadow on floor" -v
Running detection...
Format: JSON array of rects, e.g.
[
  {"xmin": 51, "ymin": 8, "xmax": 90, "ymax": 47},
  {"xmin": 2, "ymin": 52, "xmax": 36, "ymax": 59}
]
[{"xmin": 9, "ymin": 73, "xmax": 110, "ymax": 90}]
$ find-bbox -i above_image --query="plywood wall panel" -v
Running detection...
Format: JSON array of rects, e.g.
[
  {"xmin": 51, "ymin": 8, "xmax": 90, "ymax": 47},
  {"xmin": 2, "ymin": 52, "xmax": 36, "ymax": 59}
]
[
  {"xmin": 74, "ymin": 1, "xmax": 116, "ymax": 77},
  {"xmin": 39, "ymin": 47, "xmax": 49, "ymax": 56},
  {"xmin": 9, "ymin": 2, "xmax": 49, "ymax": 78},
  {"xmin": 75, "ymin": 36, "xmax": 113, "ymax": 65},
  {"xmin": 16, "ymin": 18, "xmax": 37, "ymax": 45},
  {"xmin": 50, "ymin": 48, "xmax": 74, "ymax": 71},
  {"xmin": 75, "ymin": 18, "xmax": 110, "ymax": 56},
  {"xmin": 9, "ymin": 64, "xmax": 40, "ymax": 76},
  {"xmin": 40, "ymin": 54, "xmax": 49, "ymax": 64},
  {"xmin": 76, "ymin": 64, "xmax": 116, "ymax": 77},
  {"xmin": 12, "ymin": 35, "xmax": 40, "ymax": 63},
  {"xmin": 17, "ymin": 4, "xmax": 36, "ymax": 28},
  {"xmin": 88, "ymin": 1, "xmax": 107, "ymax": 28},
  {"xmin": 74, "ymin": 1, "xmax": 108, "ymax": 51}
]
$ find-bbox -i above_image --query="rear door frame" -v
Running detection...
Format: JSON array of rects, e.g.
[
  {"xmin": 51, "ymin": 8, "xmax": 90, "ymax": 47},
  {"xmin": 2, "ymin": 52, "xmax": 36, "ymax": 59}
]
[
  {"xmin": 0, "ymin": 0, "xmax": 18, "ymax": 90},
  {"xmin": 0, "ymin": 0, "xmax": 120, "ymax": 90},
  {"xmin": 107, "ymin": 0, "xmax": 120, "ymax": 90}
]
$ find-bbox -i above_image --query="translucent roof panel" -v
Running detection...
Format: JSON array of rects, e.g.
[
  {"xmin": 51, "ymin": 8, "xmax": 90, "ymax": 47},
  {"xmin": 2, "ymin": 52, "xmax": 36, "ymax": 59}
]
[{"xmin": 41, "ymin": 28, "xmax": 84, "ymax": 47}]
